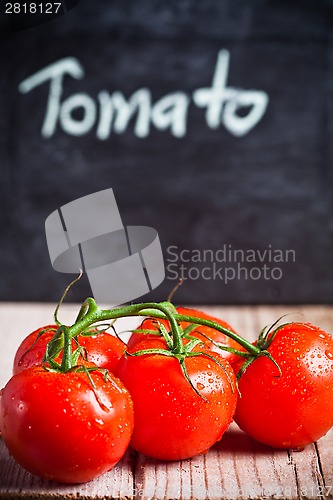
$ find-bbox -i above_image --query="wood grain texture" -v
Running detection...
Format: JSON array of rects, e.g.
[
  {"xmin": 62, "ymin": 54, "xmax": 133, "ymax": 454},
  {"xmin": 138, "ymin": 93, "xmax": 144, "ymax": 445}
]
[{"xmin": 0, "ymin": 303, "xmax": 332, "ymax": 499}]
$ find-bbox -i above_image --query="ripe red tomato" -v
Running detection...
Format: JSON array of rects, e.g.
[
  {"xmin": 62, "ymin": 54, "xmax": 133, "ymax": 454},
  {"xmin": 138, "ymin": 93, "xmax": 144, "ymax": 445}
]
[
  {"xmin": 0, "ymin": 365, "xmax": 134, "ymax": 483},
  {"xmin": 116, "ymin": 338, "xmax": 237, "ymax": 460},
  {"xmin": 232, "ymin": 322, "xmax": 333, "ymax": 450},
  {"xmin": 127, "ymin": 307, "xmax": 241, "ymax": 360},
  {"xmin": 13, "ymin": 325, "xmax": 126, "ymax": 375}
]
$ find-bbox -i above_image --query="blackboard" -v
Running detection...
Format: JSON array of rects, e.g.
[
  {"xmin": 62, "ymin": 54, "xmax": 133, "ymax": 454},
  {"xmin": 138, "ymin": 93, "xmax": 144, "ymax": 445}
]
[{"xmin": 0, "ymin": 0, "xmax": 333, "ymax": 305}]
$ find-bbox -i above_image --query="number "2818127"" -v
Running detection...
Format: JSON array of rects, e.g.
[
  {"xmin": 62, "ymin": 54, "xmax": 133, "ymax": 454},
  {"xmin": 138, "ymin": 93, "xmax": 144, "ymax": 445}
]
[{"xmin": 5, "ymin": 3, "xmax": 62, "ymax": 14}]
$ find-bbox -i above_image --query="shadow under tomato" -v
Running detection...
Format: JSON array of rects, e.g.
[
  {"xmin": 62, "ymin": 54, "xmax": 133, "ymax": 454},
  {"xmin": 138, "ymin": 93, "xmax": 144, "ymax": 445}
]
[{"xmin": 212, "ymin": 423, "xmax": 275, "ymax": 457}]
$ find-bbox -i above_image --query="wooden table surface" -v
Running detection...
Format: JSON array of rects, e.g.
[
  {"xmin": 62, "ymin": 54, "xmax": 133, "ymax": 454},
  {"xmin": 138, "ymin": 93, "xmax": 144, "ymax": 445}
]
[{"xmin": 0, "ymin": 303, "xmax": 332, "ymax": 500}]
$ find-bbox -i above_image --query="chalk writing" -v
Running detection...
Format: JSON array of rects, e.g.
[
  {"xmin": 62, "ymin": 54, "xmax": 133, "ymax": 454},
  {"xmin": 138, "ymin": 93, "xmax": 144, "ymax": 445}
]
[{"xmin": 18, "ymin": 49, "xmax": 269, "ymax": 139}]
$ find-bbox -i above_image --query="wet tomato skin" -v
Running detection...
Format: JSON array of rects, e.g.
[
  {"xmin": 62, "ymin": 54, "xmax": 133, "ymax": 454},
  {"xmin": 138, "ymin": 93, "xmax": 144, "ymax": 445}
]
[
  {"xmin": 0, "ymin": 365, "xmax": 134, "ymax": 483},
  {"xmin": 13, "ymin": 325, "xmax": 57, "ymax": 374},
  {"xmin": 232, "ymin": 323, "xmax": 333, "ymax": 450},
  {"xmin": 117, "ymin": 338, "xmax": 237, "ymax": 461},
  {"xmin": 13, "ymin": 325, "xmax": 126, "ymax": 375}
]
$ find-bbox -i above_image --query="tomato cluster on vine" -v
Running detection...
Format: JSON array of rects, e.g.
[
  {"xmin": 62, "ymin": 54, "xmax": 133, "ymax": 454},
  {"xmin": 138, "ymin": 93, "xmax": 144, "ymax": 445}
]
[{"xmin": 1, "ymin": 295, "xmax": 333, "ymax": 484}]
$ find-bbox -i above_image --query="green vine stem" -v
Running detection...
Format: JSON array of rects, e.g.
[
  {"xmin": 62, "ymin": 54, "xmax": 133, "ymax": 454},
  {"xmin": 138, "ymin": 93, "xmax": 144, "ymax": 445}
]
[
  {"xmin": 65, "ymin": 299, "xmax": 261, "ymax": 358},
  {"xmin": 60, "ymin": 326, "xmax": 73, "ymax": 372},
  {"xmin": 52, "ymin": 300, "xmax": 188, "ymax": 372}
]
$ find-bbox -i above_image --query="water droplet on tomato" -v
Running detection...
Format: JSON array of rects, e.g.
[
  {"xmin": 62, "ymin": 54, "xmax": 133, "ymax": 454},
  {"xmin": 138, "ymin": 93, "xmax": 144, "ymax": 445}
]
[
  {"xmin": 208, "ymin": 378, "xmax": 214, "ymax": 384},
  {"xmin": 325, "ymin": 350, "xmax": 333, "ymax": 360},
  {"xmin": 197, "ymin": 383, "xmax": 205, "ymax": 390},
  {"xmin": 319, "ymin": 333, "xmax": 326, "ymax": 339}
]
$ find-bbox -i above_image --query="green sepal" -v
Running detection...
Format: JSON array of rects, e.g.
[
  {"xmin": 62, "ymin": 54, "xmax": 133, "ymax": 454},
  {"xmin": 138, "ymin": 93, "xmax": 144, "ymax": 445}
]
[
  {"xmin": 18, "ymin": 326, "xmax": 58, "ymax": 367},
  {"xmin": 43, "ymin": 357, "xmax": 62, "ymax": 371},
  {"xmin": 129, "ymin": 328, "xmax": 164, "ymax": 336},
  {"xmin": 179, "ymin": 358, "xmax": 208, "ymax": 402},
  {"xmin": 236, "ymin": 356, "xmax": 257, "ymax": 381},
  {"xmin": 193, "ymin": 330, "xmax": 251, "ymax": 358},
  {"xmin": 182, "ymin": 323, "xmax": 200, "ymax": 336},
  {"xmin": 261, "ymin": 350, "xmax": 282, "ymax": 376},
  {"xmin": 257, "ymin": 325, "xmax": 268, "ymax": 348},
  {"xmin": 125, "ymin": 348, "xmax": 173, "ymax": 358},
  {"xmin": 158, "ymin": 323, "xmax": 173, "ymax": 349},
  {"xmin": 236, "ymin": 351, "xmax": 282, "ymax": 381},
  {"xmin": 80, "ymin": 322, "xmax": 117, "ymax": 337},
  {"xmin": 71, "ymin": 346, "xmax": 85, "ymax": 366},
  {"xmin": 78, "ymin": 365, "xmax": 110, "ymax": 412},
  {"xmin": 182, "ymin": 337, "xmax": 203, "ymax": 352},
  {"xmin": 259, "ymin": 316, "xmax": 295, "ymax": 350},
  {"xmin": 44, "ymin": 329, "xmax": 64, "ymax": 361}
]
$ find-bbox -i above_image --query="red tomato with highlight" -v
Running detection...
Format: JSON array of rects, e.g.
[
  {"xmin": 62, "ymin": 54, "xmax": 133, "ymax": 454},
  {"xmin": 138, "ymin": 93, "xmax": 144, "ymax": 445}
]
[
  {"xmin": 0, "ymin": 365, "xmax": 133, "ymax": 483},
  {"xmin": 117, "ymin": 338, "xmax": 237, "ymax": 460},
  {"xmin": 127, "ymin": 307, "xmax": 241, "ymax": 360},
  {"xmin": 13, "ymin": 325, "xmax": 125, "ymax": 375},
  {"xmin": 232, "ymin": 322, "xmax": 333, "ymax": 450}
]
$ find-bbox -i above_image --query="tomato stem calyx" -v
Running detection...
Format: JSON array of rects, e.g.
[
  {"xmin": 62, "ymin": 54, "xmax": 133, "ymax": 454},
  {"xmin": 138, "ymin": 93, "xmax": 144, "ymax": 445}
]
[{"xmin": 46, "ymin": 282, "xmax": 282, "ymax": 397}]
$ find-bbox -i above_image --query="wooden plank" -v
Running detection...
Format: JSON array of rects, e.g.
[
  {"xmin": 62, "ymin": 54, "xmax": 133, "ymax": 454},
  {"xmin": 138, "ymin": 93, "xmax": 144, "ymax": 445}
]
[
  {"xmin": 288, "ymin": 445, "xmax": 324, "ymax": 500},
  {"xmin": 312, "ymin": 428, "xmax": 333, "ymax": 499},
  {"xmin": 0, "ymin": 441, "xmax": 134, "ymax": 499},
  {"xmin": 215, "ymin": 424, "xmax": 297, "ymax": 500},
  {"xmin": 136, "ymin": 423, "xmax": 319, "ymax": 500},
  {"xmin": 1, "ymin": 304, "xmax": 333, "ymax": 499}
]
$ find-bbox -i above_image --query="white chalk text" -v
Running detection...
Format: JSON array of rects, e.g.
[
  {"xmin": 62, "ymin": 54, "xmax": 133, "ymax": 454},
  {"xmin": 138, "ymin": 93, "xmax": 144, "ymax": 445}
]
[{"xmin": 18, "ymin": 50, "xmax": 269, "ymax": 139}]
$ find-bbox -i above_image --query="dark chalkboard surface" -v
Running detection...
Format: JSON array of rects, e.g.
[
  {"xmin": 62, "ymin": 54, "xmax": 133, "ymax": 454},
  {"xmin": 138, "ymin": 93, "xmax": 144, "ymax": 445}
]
[{"xmin": 0, "ymin": 0, "xmax": 333, "ymax": 304}]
